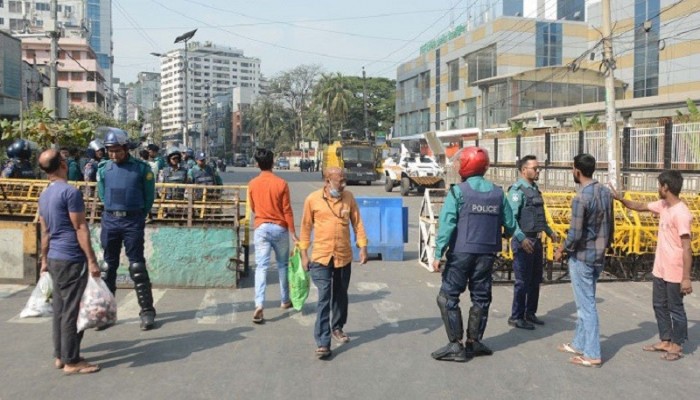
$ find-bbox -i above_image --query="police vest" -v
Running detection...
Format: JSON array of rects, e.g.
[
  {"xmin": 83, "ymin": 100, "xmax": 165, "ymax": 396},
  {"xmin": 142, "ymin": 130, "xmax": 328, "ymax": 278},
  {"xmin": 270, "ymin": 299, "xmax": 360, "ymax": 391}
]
[
  {"xmin": 161, "ymin": 167, "xmax": 188, "ymax": 183},
  {"xmin": 101, "ymin": 160, "xmax": 145, "ymax": 211},
  {"xmin": 452, "ymin": 182, "xmax": 503, "ymax": 254},
  {"xmin": 6, "ymin": 160, "xmax": 37, "ymax": 179},
  {"xmin": 517, "ymin": 185, "xmax": 547, "ymax": 233},
  {"xmin": 190, "ymin": 167, "xmax": 215, "ymax": 185}
]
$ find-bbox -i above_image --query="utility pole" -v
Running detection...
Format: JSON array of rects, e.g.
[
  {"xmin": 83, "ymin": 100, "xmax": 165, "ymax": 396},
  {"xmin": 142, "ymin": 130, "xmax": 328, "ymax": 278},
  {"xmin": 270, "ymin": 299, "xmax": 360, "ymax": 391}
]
[
  {"xmin": 48, "ymin": 0, "xmax": 59, "ymax": 119},
  {"xmin": 362, "ymin": 67, "xmax": 368, "ymax": 140},
  {"xmin": 602, "ymin": 0, "xmax": 621, "ymax": 190}
]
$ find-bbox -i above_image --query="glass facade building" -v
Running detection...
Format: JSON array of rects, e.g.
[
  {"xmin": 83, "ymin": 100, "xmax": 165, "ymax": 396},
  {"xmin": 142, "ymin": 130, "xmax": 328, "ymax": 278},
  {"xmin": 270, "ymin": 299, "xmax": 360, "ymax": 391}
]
[
  {"xmin": 468, "ymin": 0, "xmax": 523, "ymax": 28},
  {"xmin": 633, "ymin": 0, "xmax": 660, "ymax": 98},
  {"xmin": 535, "ymin": 22, "xmax": 562, "ymax": 67}
]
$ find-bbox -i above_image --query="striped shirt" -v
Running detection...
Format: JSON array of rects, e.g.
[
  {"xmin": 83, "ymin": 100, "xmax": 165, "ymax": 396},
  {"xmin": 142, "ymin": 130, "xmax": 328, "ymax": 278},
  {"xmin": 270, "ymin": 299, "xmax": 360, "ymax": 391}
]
[{"xmin": 563, "ymin": 180, "xmax": 614, "ymax": 267}]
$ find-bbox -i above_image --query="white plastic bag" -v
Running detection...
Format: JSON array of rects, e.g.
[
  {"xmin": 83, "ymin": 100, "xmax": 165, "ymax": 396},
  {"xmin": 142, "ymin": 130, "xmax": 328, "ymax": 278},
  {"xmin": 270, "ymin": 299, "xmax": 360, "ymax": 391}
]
[
  {"xmin": 77, "ymin": 276, "xmax": 117, "ymax": 332},
  {"xmin": 20, "ymin": 273, "xmax": 53, "ymax": 318}
]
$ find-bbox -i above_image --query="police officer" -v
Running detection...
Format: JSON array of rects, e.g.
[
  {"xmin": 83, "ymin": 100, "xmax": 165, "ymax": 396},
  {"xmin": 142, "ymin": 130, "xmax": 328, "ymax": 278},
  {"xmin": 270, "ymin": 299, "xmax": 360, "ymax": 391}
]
[
  {"xmin": 431, "ymin": 147, "xmax": 517, "ymax": 362},
  {"xmin": 188, "ymin": 152, "xmax": 223, "ymax": 186},
  {"xmin": 2, "ymin": 139, "xmax": 37, "ymax": 179},
  {"xmin": 147, "ymin": 144, "xmax": 166, "ymax": 171},
  {"xmin": 507, "ymin": 155, "xmax": 558, "ymax": 330},
  {"xmin": 182, "ymin": 148, "xmax": 196, "ymax": 169},
  {"xmin": 158, "ymin": 147, "xmax": 189, "ymax": 200},
  {"xmin": 97, "ymin": 127, "xmax": 157, "ymax": 330},
  {"xmin": 83, "ymin": 139, "xmax": 105, "ymax": 182}
]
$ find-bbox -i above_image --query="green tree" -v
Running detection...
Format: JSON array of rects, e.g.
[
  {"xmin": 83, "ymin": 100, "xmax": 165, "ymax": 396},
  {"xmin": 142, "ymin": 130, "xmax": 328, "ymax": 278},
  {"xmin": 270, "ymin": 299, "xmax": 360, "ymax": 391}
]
[
  {"xmin": 313, "ymin": 72, "xmax": 353, "ymax": 138},
  {"xmin": 571, "ymin": 113, "xmax": 599, "ymax": 131},
  {"xmin": 269, "ymin": 64, "xmax": 321, "ymax": 149}
]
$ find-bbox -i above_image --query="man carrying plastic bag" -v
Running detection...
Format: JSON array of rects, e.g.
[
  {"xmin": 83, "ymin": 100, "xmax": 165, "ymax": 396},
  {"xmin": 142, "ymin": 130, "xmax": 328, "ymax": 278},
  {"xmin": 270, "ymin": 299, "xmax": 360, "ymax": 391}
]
[
  {"xmin": 288, "ymin": 246, "xmax": 309, "ymax": 311},
  {"xmin": 38, "ymin": 149, "xmax": 102, "ymax": 375}
]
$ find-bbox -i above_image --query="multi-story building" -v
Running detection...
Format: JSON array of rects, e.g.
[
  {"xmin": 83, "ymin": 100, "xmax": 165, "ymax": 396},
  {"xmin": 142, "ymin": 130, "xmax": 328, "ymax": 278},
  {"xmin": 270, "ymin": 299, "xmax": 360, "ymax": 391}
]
[
  {"xmin": 21, "ymin": 36, "xmax": 106, "ymax": 110},
  {"xmin": 125, "ymin": 72, "xmax": 160, "ymax": 122},
  {"xmin": 158, "ymin": 41, "xmax": 261, "ymax": 146},
  {"xmin": 395, "ymin": 0, "xmax": 700, "ymax": 139},
  {"xmin": 0, "ymin": 30, "xmax": 22, "ymax": 118},
  {"xmin": 1, "ymin": 0, "xmax": 114, "ymax": 109},
  {"xmin": 231, "ymin": 86, "xmax": 258, "ymax": 160}
]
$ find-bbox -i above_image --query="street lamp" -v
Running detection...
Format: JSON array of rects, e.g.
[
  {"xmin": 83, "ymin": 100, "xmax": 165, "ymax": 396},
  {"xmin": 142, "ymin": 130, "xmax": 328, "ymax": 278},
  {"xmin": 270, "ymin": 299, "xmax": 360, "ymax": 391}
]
[{"xmin": 174, "ymin": 29, "xmax": 197, "ymax": 147}]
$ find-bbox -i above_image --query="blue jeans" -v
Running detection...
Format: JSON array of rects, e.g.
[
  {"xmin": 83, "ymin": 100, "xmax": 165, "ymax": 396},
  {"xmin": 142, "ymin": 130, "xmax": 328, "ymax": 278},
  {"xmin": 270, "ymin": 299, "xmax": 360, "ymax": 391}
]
[
  {"xmin": 308, "ymin": 259, "xmax": 351, "ymax": 347},
  {"xmin": 254, "ymin": 223, "xmax": 290, "ymax": 308},
  {"xmin": 568, "ymin": 258, "xmax": 604, "ymax": 359},
  {"xmin": 510, "ymin": 238, "xmax": 544, "ymax": 320}
]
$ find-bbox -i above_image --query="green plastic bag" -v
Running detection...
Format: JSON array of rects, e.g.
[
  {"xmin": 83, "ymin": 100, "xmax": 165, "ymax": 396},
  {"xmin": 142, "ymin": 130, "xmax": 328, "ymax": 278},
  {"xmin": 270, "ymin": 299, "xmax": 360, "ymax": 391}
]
[{"xmin": 287, "ymin": 247, "xmax": 310, "ymax": 311}]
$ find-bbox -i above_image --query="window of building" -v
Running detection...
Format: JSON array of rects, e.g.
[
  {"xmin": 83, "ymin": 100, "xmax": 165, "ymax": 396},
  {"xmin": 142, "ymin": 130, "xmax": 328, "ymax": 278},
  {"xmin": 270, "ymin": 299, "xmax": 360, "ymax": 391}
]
[
  {"xmin": 420, "ymin": 71, "xmax": 431, "ymax": 100},
  {"xmin": 462, "ymin": 98, "xmax": 476, "ymax": 128},
  {"xmin": 8, "ymin": 1, "xmax": 22, "ymax": 13},
  {"xmin": 9, "ymin": 18, "xmax": 24, "ymax": 30},
  {"xmin": 536, "ymin": 22, "xmax": 562, "ymax": 67},
  {"xmin": 0, "ymin": 18, "xmax": 4, "ymax": 26},
  {"xmin": 34, "ymin": 19, "xmax": 43, "ymax": 27},
  {"xmin": 71, "ymin": 93, "xmax": 82, "ymax": 101},
  {"xmin": 633, "ymin": 0, "xmax": 660, "ymax": 98},
  {"xmin": 71, "ymin": 72, "xmax": 83, "ymax": 81},
  {"xmin": 466, "ymin": 45, "xmax": 497, "ymax": 85},
  {"xmin": 447, "ymin": 59, "xmax": 460, "ymax": 92},
  {"xmin": 35, "ymin": 2, "xmax": 50, "ymax": 11},
  {"xmin": 446, "ymin": 102, "xmax": 459, "ymax": 129}
]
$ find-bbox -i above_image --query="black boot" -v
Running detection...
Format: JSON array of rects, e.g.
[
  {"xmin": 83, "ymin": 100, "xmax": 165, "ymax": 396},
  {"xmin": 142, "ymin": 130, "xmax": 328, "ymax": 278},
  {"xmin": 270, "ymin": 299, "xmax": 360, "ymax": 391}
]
[
  {"xmin": 467, "ymin": 306, "xmax": 493, "ymax": 357},
  {"xmin": 140, "ymin": 310, "xmax": 156, "ymax": 331},
  {"xmin": 431, "ymin": 342, "xmax": 469, "ymax": 362}
]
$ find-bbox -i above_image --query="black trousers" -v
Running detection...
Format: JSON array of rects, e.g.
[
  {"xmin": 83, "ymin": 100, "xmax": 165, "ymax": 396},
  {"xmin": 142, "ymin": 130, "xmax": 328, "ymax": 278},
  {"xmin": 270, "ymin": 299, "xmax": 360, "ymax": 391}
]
[
  {"xmin": 48, "ymin": 259, "xmax": 87, "ymax": 364},
  {"xmin": 652, "ymin": 277, "xmax": 688, "ymax": 345}
]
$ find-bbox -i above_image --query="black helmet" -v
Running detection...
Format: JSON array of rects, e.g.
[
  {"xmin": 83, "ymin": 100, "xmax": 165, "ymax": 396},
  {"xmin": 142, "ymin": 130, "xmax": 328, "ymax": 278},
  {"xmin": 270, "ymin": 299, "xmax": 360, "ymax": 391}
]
[
  {"xmin": 100, "ymin": 127, "xmax": 130, "ymax": 147},
  {"xmin": 6, "ymin": 139, "xmax": 31, "ymax": 159},
  {"xmin": 185, "ymin": 148, "xmax": 195, "ymax": 158}
]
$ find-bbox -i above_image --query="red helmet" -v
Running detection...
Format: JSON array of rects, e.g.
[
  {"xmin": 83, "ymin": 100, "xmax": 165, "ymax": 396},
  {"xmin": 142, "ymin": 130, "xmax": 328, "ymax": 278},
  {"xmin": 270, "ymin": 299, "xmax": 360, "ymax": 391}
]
[{"xmin": 456, "ymin": 146, "xmax": 489, "ymax": 178}]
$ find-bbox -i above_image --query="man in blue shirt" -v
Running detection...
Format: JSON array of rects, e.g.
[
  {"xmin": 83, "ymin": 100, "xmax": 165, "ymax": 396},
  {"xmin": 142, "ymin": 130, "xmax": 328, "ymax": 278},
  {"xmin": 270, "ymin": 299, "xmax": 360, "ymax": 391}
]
[
  {"xmin": 38, "ymin": 148, "xmax": 101, "ymax": 374},
  {"xmin": 507, "ymin": 155, "xmax": 559, "ymax": 330},
  {"xmin": 554, "ymin": 153, "xmax": 614, "ymax": 368},
  {"xmin": 431, "ymin": 147, "xmax": 517, "ymax": 362}
]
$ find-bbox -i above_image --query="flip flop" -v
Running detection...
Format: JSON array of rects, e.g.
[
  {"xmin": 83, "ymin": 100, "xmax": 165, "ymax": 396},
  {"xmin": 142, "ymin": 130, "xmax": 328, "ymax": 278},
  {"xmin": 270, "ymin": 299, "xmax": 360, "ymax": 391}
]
[
  {"xmin": 252, "ymin": 308, "xmax": 264, "ymax": 324},
  {"xmin": 569, "ymin": 356, "xmax": 602, "ymax": 368},
  {"xmin": 642, "ymin": 344, "xmax": 667, "ymax": 352},
  {"xmin": 63, "ymin": 361, "xmax": 101, "ymax": 375},
  {"xmin": 558, "ymin": 343, "xmax": 583, "ymax": 355},
  {"xmin": 315, "ymin": 347, "xmax": 331, "ymax": 359},
  {"xmin": 661, "ymin": 352, "xmax": 683, "ymax": 361},
  {"xmin": 55, "ymin": 357, "xmax": 85, "ymax": 369}
]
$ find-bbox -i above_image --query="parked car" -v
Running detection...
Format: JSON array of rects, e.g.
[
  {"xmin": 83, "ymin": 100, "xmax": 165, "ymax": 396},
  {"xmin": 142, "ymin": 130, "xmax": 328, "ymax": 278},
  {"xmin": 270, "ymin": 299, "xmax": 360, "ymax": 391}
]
[
  {"xmin": 276, "ymin": 157, "xmax": 290, "ymax": 170},
  {"xmin": 233, "ymin": 159, "xmax": 247, "ymax": 167}
]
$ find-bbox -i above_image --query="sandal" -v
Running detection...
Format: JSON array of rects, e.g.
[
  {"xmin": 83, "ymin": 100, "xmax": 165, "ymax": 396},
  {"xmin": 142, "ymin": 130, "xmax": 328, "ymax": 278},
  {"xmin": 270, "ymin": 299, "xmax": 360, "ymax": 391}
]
[
  {"xmin": 280, "ymin": 301, "xmax": 292, "ymax": 310},
  {"xmin": 63, "ymin": 361, "xmax": 101, "ymax": 375},
  {"xmin": 642, "ymin": 343, "xmax": 668, "ymax": 352},
  {"xmin": 569, "ymin": 356, "xmax": 602, "ymax": 368},
  {"xmin": 332, "ymin": 329, "xmax": 350, "ymax": 343},
  {"xmin": 558, "ymin": 343, "xmax": 583, "ymax": 356},
  {"xmin": 315, "ymin": 346, "xmax": 331, "ymax": 359},
  {"xmin": 661, "ymin": 352, "xmax": 683, "ymax": 361},
  {"xmin": 252, "ymin": 308, "xmax": 264, "ymax": 324},
  {"xmin": 55, "ymin": 357, "xmax": 85, "ymax": 369}
]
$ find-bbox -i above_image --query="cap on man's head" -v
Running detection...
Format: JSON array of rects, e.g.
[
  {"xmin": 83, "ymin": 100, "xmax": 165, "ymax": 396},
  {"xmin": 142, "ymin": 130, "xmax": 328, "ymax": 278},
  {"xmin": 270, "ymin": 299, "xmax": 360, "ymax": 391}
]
[
  {"xmin": 196, "ymin": 152, "xmax": 206, "ymax": 161},
  {"xmin": 147, "ymin": 144, "xmax": 160, "ymax": 152}
]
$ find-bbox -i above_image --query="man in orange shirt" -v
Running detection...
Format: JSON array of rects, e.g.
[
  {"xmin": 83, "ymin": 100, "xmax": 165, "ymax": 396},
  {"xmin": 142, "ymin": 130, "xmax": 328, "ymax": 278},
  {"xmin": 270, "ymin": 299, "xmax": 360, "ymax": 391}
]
[
  {"xmin": 299, "ymin": 166, "xmax": 368, "ymax": 359},
  {"xmin": 248, "ymin": 148, "xmax": 298, "ymax": 324}
]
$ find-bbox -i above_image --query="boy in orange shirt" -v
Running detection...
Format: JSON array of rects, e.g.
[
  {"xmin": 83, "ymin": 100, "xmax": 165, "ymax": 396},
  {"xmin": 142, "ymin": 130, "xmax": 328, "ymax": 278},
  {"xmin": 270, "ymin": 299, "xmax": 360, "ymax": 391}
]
[{"xmin": 248, "ymin": 149, "xmax": 298, "ymax": 323}]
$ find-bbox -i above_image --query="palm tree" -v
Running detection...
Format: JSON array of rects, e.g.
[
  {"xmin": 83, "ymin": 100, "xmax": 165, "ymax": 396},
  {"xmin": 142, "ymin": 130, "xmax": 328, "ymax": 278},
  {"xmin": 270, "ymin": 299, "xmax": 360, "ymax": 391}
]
[
  {"xmin": 571, "ymin": 113, "xmax": 599, "ymax": 131},
  {"xmin": 251, "ymin": 98, "xmax": 277, "ymax": 147},
  {"xmin": 314, "ymin": 73, "xmax": 353, "ymax": 140}
]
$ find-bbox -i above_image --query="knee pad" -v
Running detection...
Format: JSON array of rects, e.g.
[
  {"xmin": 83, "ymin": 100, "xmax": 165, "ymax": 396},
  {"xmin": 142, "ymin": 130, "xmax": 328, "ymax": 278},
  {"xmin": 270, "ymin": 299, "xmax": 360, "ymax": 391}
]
[{"xmin": 128, "ymin": 262, "xmax": 149, "ymax": 282}]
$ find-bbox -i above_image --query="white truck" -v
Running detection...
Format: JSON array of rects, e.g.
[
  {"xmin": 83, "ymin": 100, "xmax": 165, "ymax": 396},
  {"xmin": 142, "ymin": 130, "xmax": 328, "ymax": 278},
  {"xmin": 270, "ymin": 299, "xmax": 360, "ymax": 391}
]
[{"xmin": 383, "ymin": 146, "xmax": 445, "ymax": 196}]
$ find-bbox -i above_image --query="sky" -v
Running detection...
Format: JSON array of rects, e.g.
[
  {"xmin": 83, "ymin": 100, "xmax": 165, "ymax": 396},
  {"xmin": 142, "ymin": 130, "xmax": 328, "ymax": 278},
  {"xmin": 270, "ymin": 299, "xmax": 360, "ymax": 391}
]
[
  {"xmin": 112, "ymin": 0, "xmax": 601, "ymax": 84},
  {"xmin": 111, "ymin": 0, "xmax": 487, "ymax": 84}
]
